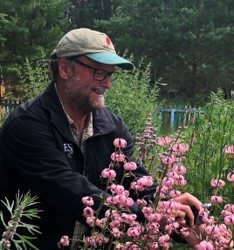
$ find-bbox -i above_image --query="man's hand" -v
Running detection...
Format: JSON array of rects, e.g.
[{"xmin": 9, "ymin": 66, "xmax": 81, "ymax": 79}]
[
  {"xmin": 173, "ymin": 193, "xmax": 205, "ymax": 248},
  {"xmin": 173, "ymin": 192, "xmax": 203, "ymax": 227}
]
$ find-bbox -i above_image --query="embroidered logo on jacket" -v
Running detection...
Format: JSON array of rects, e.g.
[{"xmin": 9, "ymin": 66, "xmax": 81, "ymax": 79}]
[{"xmin": 63, "ymin": 143, "xmax": 74, "ymax": 158}]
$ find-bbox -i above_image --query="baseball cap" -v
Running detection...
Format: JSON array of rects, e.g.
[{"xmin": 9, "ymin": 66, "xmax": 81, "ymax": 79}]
[{"xmin": 51, "ymin": 28, "xmax": 134, "ymax": 70}]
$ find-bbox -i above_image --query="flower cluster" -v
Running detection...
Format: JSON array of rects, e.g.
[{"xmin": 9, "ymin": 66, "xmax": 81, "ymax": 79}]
[
  {"xmin": 135, "ymin": 113, "xmax": 158, "ymax": 164},
  {"xmin": 58, "ymin": 130, "xmax": 234, "ymax": 249},
  {"xmin": 58, "ymin": 130, "xmax": 194, "ymax": 249},
  {"xmin": 195, "ymin": 204, "xmax": 234, "ymax": 249},
  {"xmin": 194, "ymin": 147, "xmax": 234, "ymax": 250}
]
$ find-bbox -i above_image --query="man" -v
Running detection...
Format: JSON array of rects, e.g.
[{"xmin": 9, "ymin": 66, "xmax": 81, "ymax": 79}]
[{"xmin": 0, "ymin": 28, "xmax": 203, "ymax": 249}]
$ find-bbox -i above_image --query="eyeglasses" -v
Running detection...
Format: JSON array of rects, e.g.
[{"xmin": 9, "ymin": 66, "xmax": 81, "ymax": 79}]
[{"xmin": 70, "ymin": 59, "xmax": 119, "ymax": 81}]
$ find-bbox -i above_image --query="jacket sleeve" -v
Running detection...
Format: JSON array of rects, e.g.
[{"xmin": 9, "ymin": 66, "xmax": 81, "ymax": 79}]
[{"xmin": 0, "ymin": 115, "xmax": 110, "ymax": 217}]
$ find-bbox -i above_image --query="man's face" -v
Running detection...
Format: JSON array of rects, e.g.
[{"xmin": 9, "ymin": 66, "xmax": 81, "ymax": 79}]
[{"xmin": 64, "ymin": 56, "xmax": 115, "ymax": 113}]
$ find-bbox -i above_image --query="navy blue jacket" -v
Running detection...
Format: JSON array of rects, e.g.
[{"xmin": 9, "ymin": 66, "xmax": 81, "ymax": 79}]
[{"xmin": 0, "ymin": 83, "xmax": 155, "ymax": 249}]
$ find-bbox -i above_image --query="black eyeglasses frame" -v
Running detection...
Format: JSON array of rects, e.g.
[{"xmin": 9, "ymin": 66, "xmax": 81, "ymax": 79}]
[{"xmin": 67, "ymin": 57, "xmax": 119, "ymax": 81}]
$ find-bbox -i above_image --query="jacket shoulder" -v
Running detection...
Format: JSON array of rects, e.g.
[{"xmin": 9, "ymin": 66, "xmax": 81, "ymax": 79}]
[
  {"xmin": 97, "ymin": 108, "xmax": 126, "ymax": 124},
  {"xmin": 0, "ymin": 97, "xmax": 48, "ymax": 133},
  {"xmin": 93, "ymin": 108, "xmax": 128, "ymax": 135}
]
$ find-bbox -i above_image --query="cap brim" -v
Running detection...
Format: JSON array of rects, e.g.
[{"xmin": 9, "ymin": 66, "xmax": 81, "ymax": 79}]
[{"xmin": 86, "ymin": 52, "xmax": 134, "ymax": 70}]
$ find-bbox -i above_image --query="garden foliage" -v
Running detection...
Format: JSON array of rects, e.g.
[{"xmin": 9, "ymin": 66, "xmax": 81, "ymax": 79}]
[
  {"xmin": 106, "ymin": 57, "xmax": 159, "ymax": 138},
  {"xmin": 57, "ymin": 128, "xmax": 233, "ymax": 249},
  {"xmin": 19, "ymin": 58, "xmax": 49, "ymax": 101},
  {"xmin": 0, "ymin": 192, "xmax": 41, "ymax": 250},
  {"xmin": 1, "ymin": 59, "xmax": 233, "ymax": 249},
  {"xmin": 184, "ymin": 90, "xmax": 234, "ymax": 204}
]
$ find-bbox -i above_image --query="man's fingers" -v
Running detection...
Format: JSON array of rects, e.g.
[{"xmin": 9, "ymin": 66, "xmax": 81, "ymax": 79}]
[
  {"xmin": 174, "ymin": 192, "xmax": 203, "ymax": 212},
  {"xmin": 182, "ymin": 226, "xmax": 201, "ymax": 247},
  {"xmin": 180, "ymin": 204, "xmax": 195, "ymax": 226},
  {"xmin": 175, "ymin": 210, "xmax": 186, "ymax": 221},
  {"xmin": 173, "ymin": 193, "xmax": 204, "ymax": 227},
  {"xmin": 177, "ymin": 219, "xmax": 187, "ymax": 227}
]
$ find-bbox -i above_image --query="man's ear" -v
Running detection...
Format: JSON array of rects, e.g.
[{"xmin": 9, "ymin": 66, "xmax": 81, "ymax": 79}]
[{"xmin": 58, "ymin": 58, "xmax": 71, "ymax": 80}]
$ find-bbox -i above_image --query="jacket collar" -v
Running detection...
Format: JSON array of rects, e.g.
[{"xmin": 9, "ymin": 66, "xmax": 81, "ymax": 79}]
[{"xmin": 40, "ymin": 82, "xmax": 116, "ymax": 141}]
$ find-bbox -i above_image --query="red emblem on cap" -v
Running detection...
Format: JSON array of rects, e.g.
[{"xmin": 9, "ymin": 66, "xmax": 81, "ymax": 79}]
[{"xmin": 106, "ymin": 36, "xmax": 112, "ymax": 46}]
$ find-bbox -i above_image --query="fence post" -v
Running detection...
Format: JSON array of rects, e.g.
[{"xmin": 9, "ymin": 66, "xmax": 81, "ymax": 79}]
[{"xmin": 170, "ymin": 108, "xmax": 175, "ymax": 128}]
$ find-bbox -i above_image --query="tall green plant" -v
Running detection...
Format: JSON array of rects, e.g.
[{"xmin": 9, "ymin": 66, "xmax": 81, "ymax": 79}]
[
  {"xmin": 20, "ymin": 58, "xmax": 49, "ymax": 101},
  {"xmin": 184, "ymin": 89, "xmax": 234, "ymax": 203},
  {"xmin": 106, "ymin": 57, "xmax": 159, "ymax": 138},
  {"xmin": 0, "ymin": 192, "xmax": 41, "ymax": 250}
]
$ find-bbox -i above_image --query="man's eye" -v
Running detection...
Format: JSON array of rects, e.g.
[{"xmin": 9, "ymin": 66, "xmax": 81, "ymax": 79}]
[{"xmin": 95, "ymin": 70, "xmax": 106, "ymax": 77}]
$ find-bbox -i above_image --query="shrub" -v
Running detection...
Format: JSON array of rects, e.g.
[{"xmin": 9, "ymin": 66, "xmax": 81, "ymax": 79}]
[
  {"xmin": 19, "ymin": 58, "xmax": 49, "ymax": 101},
  {"xmin": 106, "ymin": 57, "xmax": 159, "ymax": 138},
  {"xmin": 183, "ymin": 89, "xmax": 234, "ymax": 204}
]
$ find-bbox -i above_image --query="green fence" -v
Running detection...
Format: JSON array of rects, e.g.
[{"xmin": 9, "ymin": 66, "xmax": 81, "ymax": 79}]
[{"xmin": 157, "ymin": 107, "xmax": 196, "ymax": 128}]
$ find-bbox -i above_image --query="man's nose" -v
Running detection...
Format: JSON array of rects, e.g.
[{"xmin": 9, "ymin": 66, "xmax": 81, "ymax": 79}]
[{"xmin": 100, "ymin": 76, "xmax": 112, "ymax": 89}]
